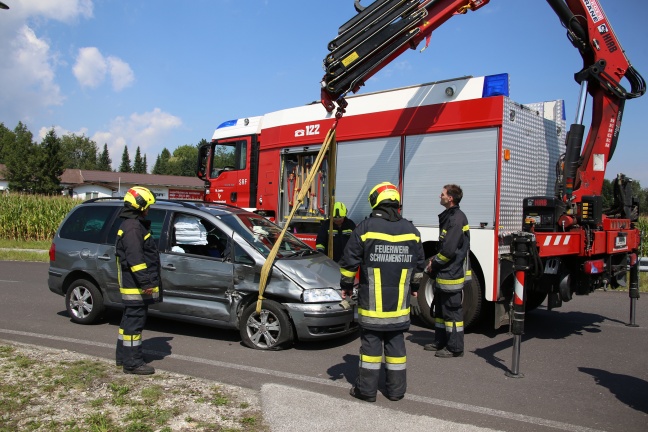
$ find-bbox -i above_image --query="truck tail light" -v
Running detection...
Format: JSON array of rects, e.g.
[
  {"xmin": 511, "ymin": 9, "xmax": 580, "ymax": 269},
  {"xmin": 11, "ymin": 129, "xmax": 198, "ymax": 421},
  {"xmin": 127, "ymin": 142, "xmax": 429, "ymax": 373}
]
[
  {"xmin": 49, "ymin": 243, "xmax": 55, "ymax": 262},
  {"xmin": 583, "ymin": 259, "xmax": 605, "ymax": 274},
  {"xmin": 629, "ymin": 253, "xmax": 637, "ymax": 266}
]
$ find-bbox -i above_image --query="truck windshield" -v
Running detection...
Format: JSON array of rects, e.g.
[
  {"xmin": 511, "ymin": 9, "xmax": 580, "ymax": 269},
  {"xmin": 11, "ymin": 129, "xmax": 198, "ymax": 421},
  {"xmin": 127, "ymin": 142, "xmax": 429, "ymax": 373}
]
[
  {"xmin": 221, "ymin": 213, "xmax": 313, "ymax": 258},
  {"xmin": 210, "ymin": 140, "xmax": 246, "ymax": 178}
]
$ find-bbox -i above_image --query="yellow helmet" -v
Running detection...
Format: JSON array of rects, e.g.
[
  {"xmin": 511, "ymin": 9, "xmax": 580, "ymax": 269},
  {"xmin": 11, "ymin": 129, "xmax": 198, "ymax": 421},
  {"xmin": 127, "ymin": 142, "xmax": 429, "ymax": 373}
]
[
  {"xmin": 124, "ymin": 186, "xmax": 156, "ymax": 211},
  {"xmin": 368, "ymin": 182, "xmax": 400, "ymax": 209},
  {"xmin": 333, "ymin": 201, "xmax": 347, "ymax": 218}
]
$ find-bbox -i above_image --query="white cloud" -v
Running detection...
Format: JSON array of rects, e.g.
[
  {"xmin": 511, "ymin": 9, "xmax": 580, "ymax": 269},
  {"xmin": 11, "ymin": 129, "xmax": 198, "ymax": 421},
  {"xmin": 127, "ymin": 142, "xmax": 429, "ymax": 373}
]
[
  {"xmin": 73, "ymin": 47, "xmax": 107, "ymax": 88},
  {"xmin": 91, "ymin": 108, "xmax": 183, "ymax": 170},
  {"xmin": 108, "ymin": 56, "xmax": 135, "ymax": 91},
  {"xmin": 0, "ymin": 0, "xmax": 94, "ymax": 124},
  {"xmin": 73, "ymin": 48, "xmax": 134, "ymax": 91},
  {"xmin": 37, "ymin": 125, "xmax": 88, "ymax": 141},
  {"xmin": 0, "ymin": 25, "xmax": 63, "ymax": 123}
]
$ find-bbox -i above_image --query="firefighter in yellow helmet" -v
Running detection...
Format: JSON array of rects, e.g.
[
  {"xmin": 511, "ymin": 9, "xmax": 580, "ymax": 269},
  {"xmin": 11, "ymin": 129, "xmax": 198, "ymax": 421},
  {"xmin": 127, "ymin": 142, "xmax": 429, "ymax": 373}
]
[
  {"xmin": 315, "ymin": 201, "xmax": 356, "ymax": 262},
  {"xmin": 339, "ymin": 182, "xmax": 425, "ymax": 402},
  {"xmin": 115, "ymin": 186, "xmax": 161, "ymax": 375}
]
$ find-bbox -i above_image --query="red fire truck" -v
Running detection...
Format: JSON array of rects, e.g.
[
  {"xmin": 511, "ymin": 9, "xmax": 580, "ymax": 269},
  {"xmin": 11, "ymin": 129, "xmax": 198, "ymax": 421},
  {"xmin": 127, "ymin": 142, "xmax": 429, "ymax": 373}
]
[{"xmin": 197, "ymin": 0, "xmax": 645, "ymax": 342}]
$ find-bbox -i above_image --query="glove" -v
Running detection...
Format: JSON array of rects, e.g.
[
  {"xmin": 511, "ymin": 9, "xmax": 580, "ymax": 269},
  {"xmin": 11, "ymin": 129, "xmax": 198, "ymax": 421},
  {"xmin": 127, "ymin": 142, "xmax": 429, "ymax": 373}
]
[{"xmin": 410, "ymin": 294, "xmax": 421, "ymax": 316}]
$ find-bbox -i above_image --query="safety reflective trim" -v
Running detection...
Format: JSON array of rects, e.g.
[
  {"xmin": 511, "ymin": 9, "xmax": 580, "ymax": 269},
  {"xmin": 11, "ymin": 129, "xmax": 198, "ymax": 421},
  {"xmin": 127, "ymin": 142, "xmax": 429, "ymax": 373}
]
[
  {"xmin": 441, "ymin": 229, "xmax": 447, "ymax": 236},
  {"xmin": 122, "ymin": 333, "xmax": 142, "ymax": 342},
  {"xmin": 117, "ymin": 258, "xmax": 122, "ymax": 287},
  {"xmin": 340, "ymin": 268, "xmax": 357, "ymax": 278},
  {"xmin": 131, "ymin": 263, "xmax": 147, "ymax": 272},
  {"xmin": 385, "ymin": 356, "xmax": 406, "ymax": 364},
  {"xmin": 374, "ymin": 268, "xmax": 383, "ymax": 312},
  {"xmin": 398, "ymin": 269, "xmax": 408, "ymax": 310},
  {"xmin": 358, "ymin": 307, "xmax": 411, "ymax": 318},
  {"xmin": 342, "ymin": 229, "xmax": 353, "ymax": 234},
  {"xmin": 120, "ymin": 287, "xmax": 159, "ymax": 295},
  {"xmin": 437, "ymin": 277, "xmax": 465, "ymax": 285},
  {"xmin": 435, "ymin": 317, "xmax": 445, "ymax": 329},
  {"xmin": 445, "ymin": 321, "xmax": 465, "ymax": 333},
  {"xmin": 117, "ymin": 229, "xmax": 123, "ymax": 237},
  {"xmin": 359, "ymin": 361, "xmax": 382, "ymax": 370},
  {"xmin": 462, "ymin": 225, "xmax": 470, "ymax": 232},
  {"xmin": 437, "ymin": 253, "xmax": 450, "ymax": 263},
  {"xmin": 360, "ymin": 232, "xmax": 420, "ymax": 243},
  {"xmin": 144, "ymin": 233, "xmax": 151, "ymax": 241},
  {"xmin": 385, "ymin": 363, "xmax": 406, "ymax": 371},
  {"xmin": 123, "ymin": 339, "xmax": 142, "ymax": 347},
  {"xmin": 466, "ymin": 270, "xmax": 472, "ymax": 277},
  {"xmin": 359, "ymin": 314, "xmax": 410, "ymax": 326},
  {"xmin": 118, "ymin": 328, "xmax": 124, "ymax": 340},
  {"xmin": 361, "ymin": 354, "xmax": 383, "ymax": 363},
  {"xmin": 316, "ymin": 244, "xmax": 325, "ymax": 250}
]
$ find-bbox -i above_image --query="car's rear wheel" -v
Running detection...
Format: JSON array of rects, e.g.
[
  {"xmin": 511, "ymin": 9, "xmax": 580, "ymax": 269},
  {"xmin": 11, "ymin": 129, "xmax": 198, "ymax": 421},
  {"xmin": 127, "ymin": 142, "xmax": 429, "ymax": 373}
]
[
  {"xmin": 65, "ymin": 278, "xmax": 104, "ymax": 324},
  {"xmin": 240, "ymin": 300, "xmax": 293, "ymax": 350}
]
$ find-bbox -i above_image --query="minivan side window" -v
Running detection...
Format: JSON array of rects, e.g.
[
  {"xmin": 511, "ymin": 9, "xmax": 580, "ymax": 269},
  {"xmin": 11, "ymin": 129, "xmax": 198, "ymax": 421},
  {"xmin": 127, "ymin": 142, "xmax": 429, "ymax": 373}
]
[
  {"xmin": 59, "ymin": 206, "xmax": 116, "ymax": 243},
  {"xmin": 170, "ymin": 213, "xmax": 229, "ymax": 259},
  {"xmin": 106, "ymin": 208, "xmax": 166, "ymax": 246}
]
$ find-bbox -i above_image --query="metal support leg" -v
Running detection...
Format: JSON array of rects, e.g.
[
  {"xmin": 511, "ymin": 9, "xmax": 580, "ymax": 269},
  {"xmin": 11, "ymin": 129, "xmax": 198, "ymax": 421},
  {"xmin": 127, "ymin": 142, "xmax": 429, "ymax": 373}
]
[
  {"xmin": 506, "ymin": 233, "xmax": 536, "ymax": 378},
  {"xmin": 627, "ymin": 263, "xmax": 640, "ymax": 327}
]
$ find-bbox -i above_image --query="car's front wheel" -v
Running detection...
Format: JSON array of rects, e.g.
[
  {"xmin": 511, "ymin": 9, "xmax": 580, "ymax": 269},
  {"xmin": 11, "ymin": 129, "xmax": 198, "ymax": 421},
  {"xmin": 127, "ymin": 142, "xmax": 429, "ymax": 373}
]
[
  {"xmin": 65, "ymin": 278, "xmax": 104, "ymax": 324},
  {"xmin": 240, "ymin": 300, "xmax": 294, "ymax": 350}
]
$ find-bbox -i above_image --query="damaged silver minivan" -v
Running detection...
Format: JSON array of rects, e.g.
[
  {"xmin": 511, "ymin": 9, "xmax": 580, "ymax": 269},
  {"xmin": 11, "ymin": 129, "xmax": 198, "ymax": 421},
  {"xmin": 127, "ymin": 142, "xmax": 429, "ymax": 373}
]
[{"xmin": 48, "ymin": 199, "xmax": 357, "ymax": 350}]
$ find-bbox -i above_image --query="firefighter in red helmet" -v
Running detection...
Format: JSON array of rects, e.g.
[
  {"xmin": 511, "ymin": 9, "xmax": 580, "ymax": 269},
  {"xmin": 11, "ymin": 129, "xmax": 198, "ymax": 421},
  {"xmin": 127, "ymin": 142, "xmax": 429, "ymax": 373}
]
[
  {"xmin": 115, "ymin": 186, "xmax": 161, "ymax": 375},
  {"xmin": 339, "ymin": 182, "xmax": 425, "ymax": 402}
]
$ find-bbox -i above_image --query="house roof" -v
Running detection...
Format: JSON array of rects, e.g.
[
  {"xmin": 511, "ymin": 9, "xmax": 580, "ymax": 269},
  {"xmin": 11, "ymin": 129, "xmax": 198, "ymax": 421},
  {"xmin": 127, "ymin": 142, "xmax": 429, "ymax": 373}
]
[
  {"xmin": 0, "ymin": 164, "xmax": 203, "ymax": 188},
  {"xmin": 60, "ymin": 169, "xmax": 204, "ymax": 188}
]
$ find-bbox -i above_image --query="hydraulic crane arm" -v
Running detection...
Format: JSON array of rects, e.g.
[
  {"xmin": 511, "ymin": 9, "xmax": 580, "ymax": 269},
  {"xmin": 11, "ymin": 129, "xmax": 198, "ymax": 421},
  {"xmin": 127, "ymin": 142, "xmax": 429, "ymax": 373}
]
[
  {"xmin": 320, "ymin": 0, "xmax": 645, "ymax": 201},
  {"xmin": 321, "ymin": 0, "xmax": 490, "ymax": 112}
]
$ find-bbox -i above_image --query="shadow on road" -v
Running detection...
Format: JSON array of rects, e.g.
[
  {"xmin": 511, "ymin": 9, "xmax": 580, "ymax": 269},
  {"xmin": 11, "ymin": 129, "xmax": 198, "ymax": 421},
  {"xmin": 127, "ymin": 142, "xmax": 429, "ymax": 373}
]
[{"xmin": 579, "ymin": 367, "xmax": 648, "ymax": 414}]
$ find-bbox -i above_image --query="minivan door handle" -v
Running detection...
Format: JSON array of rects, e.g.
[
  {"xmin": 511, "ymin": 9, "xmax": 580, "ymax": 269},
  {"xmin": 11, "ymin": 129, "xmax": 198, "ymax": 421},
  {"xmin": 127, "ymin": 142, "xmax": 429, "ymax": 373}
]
[
  {"xmin": 162, "ymin": 264, "xmax": 176, "ymax": 271},
  {"xmin": 98, "ymin": 254, "xmax": 111, "ymax": 261}
]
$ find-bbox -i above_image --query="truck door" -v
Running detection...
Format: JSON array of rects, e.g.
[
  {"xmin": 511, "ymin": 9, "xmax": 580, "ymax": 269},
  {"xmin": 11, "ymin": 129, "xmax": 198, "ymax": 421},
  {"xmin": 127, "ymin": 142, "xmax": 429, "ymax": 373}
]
[{"xmin": 207, "ymin": 137, "xmax": 252, "ymax": 206}]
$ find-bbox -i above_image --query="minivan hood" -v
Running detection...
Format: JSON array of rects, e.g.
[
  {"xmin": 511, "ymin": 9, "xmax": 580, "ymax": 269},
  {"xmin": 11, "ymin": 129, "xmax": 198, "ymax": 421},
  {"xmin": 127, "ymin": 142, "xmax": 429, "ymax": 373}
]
[{"xmin": 273, "ymin": 253, "xmax": 340, "ymax": 290}]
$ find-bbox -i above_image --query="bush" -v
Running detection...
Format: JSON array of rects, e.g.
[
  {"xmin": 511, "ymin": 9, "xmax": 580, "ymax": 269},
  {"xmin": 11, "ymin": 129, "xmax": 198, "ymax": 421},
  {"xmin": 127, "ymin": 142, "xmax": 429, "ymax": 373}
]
[{"xmin": 0, "ymin": 194, "xmax": 79, "ymax": 241}]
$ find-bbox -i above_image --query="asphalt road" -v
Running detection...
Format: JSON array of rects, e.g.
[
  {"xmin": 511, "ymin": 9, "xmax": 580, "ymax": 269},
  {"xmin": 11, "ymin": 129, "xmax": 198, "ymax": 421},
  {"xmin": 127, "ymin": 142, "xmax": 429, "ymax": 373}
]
[{"xmin": 1, "ymin": 261, "xmax": 647, "ymax": 431}]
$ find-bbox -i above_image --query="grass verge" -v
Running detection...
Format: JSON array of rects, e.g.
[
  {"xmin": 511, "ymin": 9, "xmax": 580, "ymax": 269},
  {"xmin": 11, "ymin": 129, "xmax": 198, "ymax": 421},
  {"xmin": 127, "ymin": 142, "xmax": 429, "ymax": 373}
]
[{"xmin": 0, "ymin": 342, "xmax": 268, "ymax": 432}]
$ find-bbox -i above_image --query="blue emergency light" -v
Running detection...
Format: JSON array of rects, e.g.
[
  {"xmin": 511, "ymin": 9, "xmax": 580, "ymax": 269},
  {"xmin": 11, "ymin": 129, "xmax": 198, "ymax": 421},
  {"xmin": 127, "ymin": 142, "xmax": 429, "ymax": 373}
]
[
  {"xmin": 482, "ymin": 73, "xmax": 510, "ymax": 98},
  {"xmin": 217, "ymin": 119, "xmax": 238, "ymax": 129}
]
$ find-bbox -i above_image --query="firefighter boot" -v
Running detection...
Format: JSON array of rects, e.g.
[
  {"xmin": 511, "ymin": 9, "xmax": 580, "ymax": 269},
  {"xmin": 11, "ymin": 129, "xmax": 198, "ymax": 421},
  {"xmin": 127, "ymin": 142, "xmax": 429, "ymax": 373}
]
[{"xmin": 123, "ymin": 364, "xmax": 155, "ymax": 375}]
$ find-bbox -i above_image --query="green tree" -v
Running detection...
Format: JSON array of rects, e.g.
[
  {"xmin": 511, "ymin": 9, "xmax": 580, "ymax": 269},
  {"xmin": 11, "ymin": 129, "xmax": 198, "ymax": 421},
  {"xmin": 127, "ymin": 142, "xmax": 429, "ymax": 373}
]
[
  {"xmin": 97, "ymin": 144, "xmax": 112, "ymax": 171},
  {"xmin": 60, "ymin": 134, "xmax": 98, "ymax": 169},
  {"xmin": 167, "ymin": 144, "xmax": 199, "ymax": 177},
  {"xmin": 152, "ymin": 148, "xmax": 171, "ymax": 175},
  {"xmin": 143, "ymin": 154, "xmax": 148, "ymax": 174},
  {"xmin": 35, "ymin": 128, "xmax": 65, "ymax": 195},
  {"xmin": 119, "ymin": 146, "xmax": 132, "ymax": 173},
  {"xmin": 5, "ymin": 122, "xmax": 38, "ymax": 192},
  {"xmin": 133, "ymin": 146, "xmax": 146, "ymax": 173},
  {"xmin": 0, "ymin": 122, "xmax": 16, "ymax": 164}
]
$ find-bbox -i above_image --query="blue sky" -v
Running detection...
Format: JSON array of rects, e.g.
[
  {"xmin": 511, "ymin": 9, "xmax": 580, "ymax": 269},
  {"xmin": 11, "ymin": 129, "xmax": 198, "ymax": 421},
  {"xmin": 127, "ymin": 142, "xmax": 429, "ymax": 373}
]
[{"xmin": 0, "ymin": 0, "xmax": 646, "ymax": 185}]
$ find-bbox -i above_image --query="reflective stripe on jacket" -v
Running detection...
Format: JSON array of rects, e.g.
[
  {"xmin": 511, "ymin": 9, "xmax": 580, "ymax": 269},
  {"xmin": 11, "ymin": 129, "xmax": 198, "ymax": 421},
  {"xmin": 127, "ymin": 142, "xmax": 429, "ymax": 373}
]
[
  {"xmin": 115, "ymin": 215, "xmax": 161, "ymax": 305},
  {"xmin": 339, "ymin": 214, "xmax": 425, "ymax": 331},
  {"xmin": 431, "ymin": 205, "xmax": 470, "ymax": 292}
]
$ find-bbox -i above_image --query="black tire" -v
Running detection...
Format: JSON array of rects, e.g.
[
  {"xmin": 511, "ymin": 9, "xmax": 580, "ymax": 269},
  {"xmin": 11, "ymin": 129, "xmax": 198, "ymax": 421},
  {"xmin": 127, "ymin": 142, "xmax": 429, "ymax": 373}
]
[
  {"xmin": 240, "ymin": 300, "xmax": 294, "ymax": 350},
  {"xmin": 65, "ymin": 278, "xmax": 104, "ymax": 324},
  {"xmin": 525, "ymin": 291, "xmax": 547, "ymax": 311},
  {"xmin": 416, "ymin": 270, "xmax": 483, "ymax": 330}
]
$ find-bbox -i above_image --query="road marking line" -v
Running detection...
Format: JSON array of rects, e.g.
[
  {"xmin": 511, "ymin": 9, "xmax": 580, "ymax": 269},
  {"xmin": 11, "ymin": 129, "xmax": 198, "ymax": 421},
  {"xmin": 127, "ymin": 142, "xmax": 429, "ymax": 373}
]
[
  {"xmin": 0, "ymin": 329, "xmax": 608, "ymax": 432},
  {"xmin": 0, "ymin": 280, "xmax": 19, "ymax": 283}
]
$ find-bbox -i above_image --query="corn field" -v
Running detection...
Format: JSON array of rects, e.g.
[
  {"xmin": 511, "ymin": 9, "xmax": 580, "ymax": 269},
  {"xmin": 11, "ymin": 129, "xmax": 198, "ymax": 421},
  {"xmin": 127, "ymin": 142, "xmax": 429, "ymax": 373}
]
[{"xmin": 0, "ymin": 194, "xmax": 79, "ymax": 241}]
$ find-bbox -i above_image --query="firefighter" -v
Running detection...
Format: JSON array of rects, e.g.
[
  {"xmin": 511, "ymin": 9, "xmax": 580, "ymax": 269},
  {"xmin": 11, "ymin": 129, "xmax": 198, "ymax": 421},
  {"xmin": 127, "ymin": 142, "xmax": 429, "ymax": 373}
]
[
  {"xmin": 424, "ymin": 184, "xmax": 470, "ymax": 358},
  {"xmin": 315, "ymin": 201, "xmax": 356, "ymax": 262},
  {"xmin": 339, "ymin": 182, "xmax": 425, "ymax": 402},
  {"xmin": 115, "ymin": 186, "xmax": 161, "ymax": 375}
]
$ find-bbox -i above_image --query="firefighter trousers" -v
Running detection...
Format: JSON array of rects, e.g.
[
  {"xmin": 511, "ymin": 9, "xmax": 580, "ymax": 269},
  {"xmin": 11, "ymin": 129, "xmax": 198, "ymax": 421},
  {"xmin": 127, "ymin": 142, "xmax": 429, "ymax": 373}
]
[
  {"xmin": 433, "ymin": 290, "xmax": 464, "ymax": 353},
  {"xmin": 356, "ymin": 328, "xmax": 407, "ymax": 398},
  {"xmin": 116, "ymin": 304, "xmax": 148, "ymax": 369}
]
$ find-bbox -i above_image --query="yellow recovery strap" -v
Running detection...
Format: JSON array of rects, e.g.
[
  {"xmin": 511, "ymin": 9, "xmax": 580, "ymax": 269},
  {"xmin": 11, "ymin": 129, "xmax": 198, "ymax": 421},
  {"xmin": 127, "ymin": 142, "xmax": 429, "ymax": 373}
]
[{"xmin": 256, "ymin": 124, "xmax": 339, "ymax": 314}]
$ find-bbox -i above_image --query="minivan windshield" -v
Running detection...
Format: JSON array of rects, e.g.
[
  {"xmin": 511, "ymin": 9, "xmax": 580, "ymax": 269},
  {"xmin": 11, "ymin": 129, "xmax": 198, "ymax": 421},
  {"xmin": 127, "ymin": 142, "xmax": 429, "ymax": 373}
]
[{"xmin": 220, "ymin": 213, "xmax": 314, "ymax": 258}]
